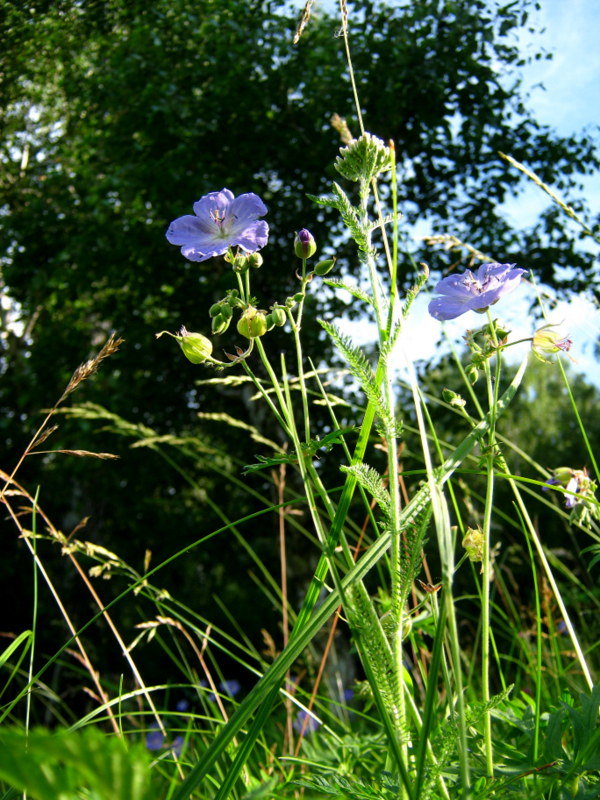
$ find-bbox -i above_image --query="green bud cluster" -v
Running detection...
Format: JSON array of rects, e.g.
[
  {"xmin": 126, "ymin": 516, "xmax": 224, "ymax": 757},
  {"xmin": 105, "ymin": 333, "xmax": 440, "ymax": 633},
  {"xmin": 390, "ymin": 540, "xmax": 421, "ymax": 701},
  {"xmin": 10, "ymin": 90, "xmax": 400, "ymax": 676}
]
[
  {"xmin": 224, "ymin": 250, "xmax": 264, "ymax": 272},
  {"xmin": 209, "ymin": 292, "xmax": 241, "ymax": 335}
]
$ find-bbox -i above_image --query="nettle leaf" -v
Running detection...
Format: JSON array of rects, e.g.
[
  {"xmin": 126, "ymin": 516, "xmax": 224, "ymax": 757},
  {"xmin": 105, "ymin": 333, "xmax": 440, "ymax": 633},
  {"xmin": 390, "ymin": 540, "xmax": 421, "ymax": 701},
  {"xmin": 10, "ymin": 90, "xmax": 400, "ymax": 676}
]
[{"xmin": 334, "ymin": 132, "xmax": 392, "ymax": 184}]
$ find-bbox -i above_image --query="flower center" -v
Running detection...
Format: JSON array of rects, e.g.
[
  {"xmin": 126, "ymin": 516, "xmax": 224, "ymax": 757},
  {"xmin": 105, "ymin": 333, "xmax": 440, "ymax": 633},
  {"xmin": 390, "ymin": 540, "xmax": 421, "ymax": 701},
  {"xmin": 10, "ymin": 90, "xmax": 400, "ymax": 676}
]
[{"xmin": 210, "ymin": 208, "xmax": 232, "ymax": 238}]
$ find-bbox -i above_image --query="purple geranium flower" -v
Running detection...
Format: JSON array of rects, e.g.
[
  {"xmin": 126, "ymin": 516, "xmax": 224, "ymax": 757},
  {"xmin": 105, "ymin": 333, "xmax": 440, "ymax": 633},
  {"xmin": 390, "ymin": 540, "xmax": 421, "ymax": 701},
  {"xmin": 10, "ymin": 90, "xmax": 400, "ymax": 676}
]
[
  {"xmin": 166, "ymin": 189, "xmax": 268, "ymax": 262},
  {"xmin": 145, "ymin": 723, "xmax": 165, "ymax": 751},
  {"xmin": 428, "ymin": 263, "xmax": 526, "ymax": 321},
  {"xmin": 208, "ymin": 679, "xmax": 241, "ymax": 702},
  {"xmin": 293, "ymin": 709, "xmax": 322, "ymax": 734}
]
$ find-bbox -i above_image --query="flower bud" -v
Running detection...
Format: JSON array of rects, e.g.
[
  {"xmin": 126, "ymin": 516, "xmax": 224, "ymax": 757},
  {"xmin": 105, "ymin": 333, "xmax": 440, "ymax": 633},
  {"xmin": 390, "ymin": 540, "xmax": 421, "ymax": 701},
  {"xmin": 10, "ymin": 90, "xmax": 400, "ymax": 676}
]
[
  {"xmin": 314, "ymin": 257, "xmax": 336, "ymax": 276},
  {"xmin": 270, "ymin": 307, "xmax": 287, "ymax": 327},
  {"xmin": 237, "ymin": 306, "xmax": 268, "ymax": 339},
  {"xmin": 294, "ymin": 229, "xmax": 317, "ymax": 259},
  {"xmin": 462, "ymin": 527, "xmax": 484, "ymax": 563},
  {"xmin": 179, "ymin": 331, "xmax": 213, "ymax": 363},
  {"xmin": 232, "ymin": 254, "xmax": 249, "ymax": 272},
  {"xmin": 442, "ymin": 388, "xmax": 466, "ymax": 409},
  {"xmin": 532, "ymin": 325, "xmax": 573, "ymax": 363},
  {"xmin": 247, "ymin": 252, "xmax": 263, "ymax": 269}
]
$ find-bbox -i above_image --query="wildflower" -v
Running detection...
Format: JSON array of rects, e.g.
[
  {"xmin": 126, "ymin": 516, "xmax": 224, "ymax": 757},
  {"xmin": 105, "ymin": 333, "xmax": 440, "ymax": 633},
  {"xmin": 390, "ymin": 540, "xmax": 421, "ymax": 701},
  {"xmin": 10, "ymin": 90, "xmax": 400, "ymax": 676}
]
[
  {"xmin": 293, "ymin": 709, "xmax": 322, "ymax": 734},
  {"xmin": 145, "ymin": 723, "xmax": 165, "ymax": 751},
  {"xmin": 532, "ymin": 325, "xmax": 573, "ymax": 363},
  {"xmin": 166, "ymin": 189, "xmax": 268, "ymax": 262},
  {"xmin": 428, "ymin": 263, "xmax": 526, "ymax": 321},
  {"xmin": 294, "ymin": 228, "xmax": 317, "ymax": 259},
  {"xmin": 170, "ymin": 736, "xmax": 184, "ymax": 757},
  {"xmin": 219, "ymin": 679, "xmax": 241, "ymax": 697},
  {"xmin": 208, "ymin": 679, "xmax": 241, "ymax": 702},
  {"xmin": 544, "ymin": 467, "xmax": 596, "ymax": 510}
]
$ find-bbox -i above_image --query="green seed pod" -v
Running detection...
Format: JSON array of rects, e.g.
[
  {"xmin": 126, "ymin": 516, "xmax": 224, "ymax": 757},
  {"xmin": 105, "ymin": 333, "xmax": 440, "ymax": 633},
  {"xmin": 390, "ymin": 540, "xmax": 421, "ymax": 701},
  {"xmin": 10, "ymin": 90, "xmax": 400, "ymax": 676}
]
[
  {"xmin": 178, "ymin": 329, "xmax": 213, "ymax": 364},
  {"xmin": 270, "ymin": 307, "xmax": 287, "ymax": 327},
  {"xmin": 237, "ymin": 306, "xmax": 268, "ymax": 339},
  {"xmin": 211, "ymin": 314, "xmax": 229, "ymax": 335},
  {"xmin": 220, "ymin": 304, "xmax": 233, "ymax": 320},
  {"xmin": 293, "ymin": 292, "xmax": 304, "ymax": 302},
  {"xmin": 208, "ymin": 302, "xmax": 222, "ymax": 318},
  {"xmin": 314, "ymin": 258, "xmax": 336, "ymax": 276}
]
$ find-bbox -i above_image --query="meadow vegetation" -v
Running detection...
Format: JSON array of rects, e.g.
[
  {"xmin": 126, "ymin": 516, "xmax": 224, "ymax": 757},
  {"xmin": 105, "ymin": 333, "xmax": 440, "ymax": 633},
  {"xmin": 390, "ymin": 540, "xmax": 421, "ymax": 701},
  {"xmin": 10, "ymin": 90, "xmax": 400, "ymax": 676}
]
[{"xmin": 1, "ymin": 1, "xmax": 599, "ymax": 798}]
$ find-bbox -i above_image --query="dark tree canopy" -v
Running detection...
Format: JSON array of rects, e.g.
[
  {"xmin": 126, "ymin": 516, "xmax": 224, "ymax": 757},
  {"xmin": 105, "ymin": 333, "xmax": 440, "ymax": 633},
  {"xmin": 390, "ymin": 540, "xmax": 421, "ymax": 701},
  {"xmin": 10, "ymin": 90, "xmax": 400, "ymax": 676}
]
[{"xmin": 0, "ymin": 0, "xmax": 598, "ymax": 669}]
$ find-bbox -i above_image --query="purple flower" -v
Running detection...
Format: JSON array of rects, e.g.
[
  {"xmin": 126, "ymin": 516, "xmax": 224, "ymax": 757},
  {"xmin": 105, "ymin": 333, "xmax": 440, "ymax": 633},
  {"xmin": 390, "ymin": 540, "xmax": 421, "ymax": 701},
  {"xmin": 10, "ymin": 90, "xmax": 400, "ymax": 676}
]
[
  {"xmin": 428, "ymin": 263, "xmax": 526, "ymax": 321},
  {"xmin": 166, "ymin": 189, "xmax": 268, "ymax": 262},
  {"xmin": 293, "ymin": 709, "xmax": 322, "ymax": 734},
  {"xmin": 564, "ymin": 476, "xmax": 580, "ymax": 509},
  {"xmin": 171, "ymin": 735, "xmax": 184, "ymax": 757},
  {"xmin": 543, "ymin": 467, "xmax": 592, "ymax": 510},
  {"xmin": 208, "ymin": 679, "xmax": 241, "ymax": 702},
  {"xmin": 145, "ymin": 723, "xmax": 165, "ymax": 751}
]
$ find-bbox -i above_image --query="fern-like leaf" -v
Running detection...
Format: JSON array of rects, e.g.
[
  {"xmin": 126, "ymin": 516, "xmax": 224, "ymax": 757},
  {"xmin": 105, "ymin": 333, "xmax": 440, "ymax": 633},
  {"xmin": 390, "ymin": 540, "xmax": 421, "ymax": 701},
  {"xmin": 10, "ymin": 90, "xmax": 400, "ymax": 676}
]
[
  {"xmin": 319, "ymin": 320, "xmax": 390, "ymax": 425},
  {"xmin": 341, "ymin": 462, "xmax": 392, "ymax": 522},
  {"xmin": 323, "ymin": 278, "xmax": 374, "ymax": 307}
]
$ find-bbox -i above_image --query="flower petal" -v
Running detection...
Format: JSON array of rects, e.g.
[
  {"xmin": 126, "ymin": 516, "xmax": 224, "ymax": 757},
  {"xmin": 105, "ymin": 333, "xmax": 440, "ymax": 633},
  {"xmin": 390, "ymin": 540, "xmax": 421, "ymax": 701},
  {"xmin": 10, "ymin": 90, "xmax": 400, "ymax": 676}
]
[
  {"xmin": 428, "ymin": 295, "xmax": 472, "ymax": 320},
  {"xmin": 166, "ymin": 214, "xmax": 218, "ymax": 247},
  {"xmin": 234, "ymin": 221, "xmax": 269, "ymax": 253},
  {"xmin": 229, "ymin": 192, "xmax": 268, "ymax": 221},
  {"xmin": 192, "ymin": 188, "xmax": 235, "ymax": 219}
]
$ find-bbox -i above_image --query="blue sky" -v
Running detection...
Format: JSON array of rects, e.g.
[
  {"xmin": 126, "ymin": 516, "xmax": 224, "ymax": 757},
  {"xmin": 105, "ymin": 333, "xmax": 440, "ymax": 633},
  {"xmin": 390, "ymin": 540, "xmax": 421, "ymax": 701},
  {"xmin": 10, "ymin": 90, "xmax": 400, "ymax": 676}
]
[{"xmin": 501, "ymin": 0, "xmax": 600, "ymax": 225}]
